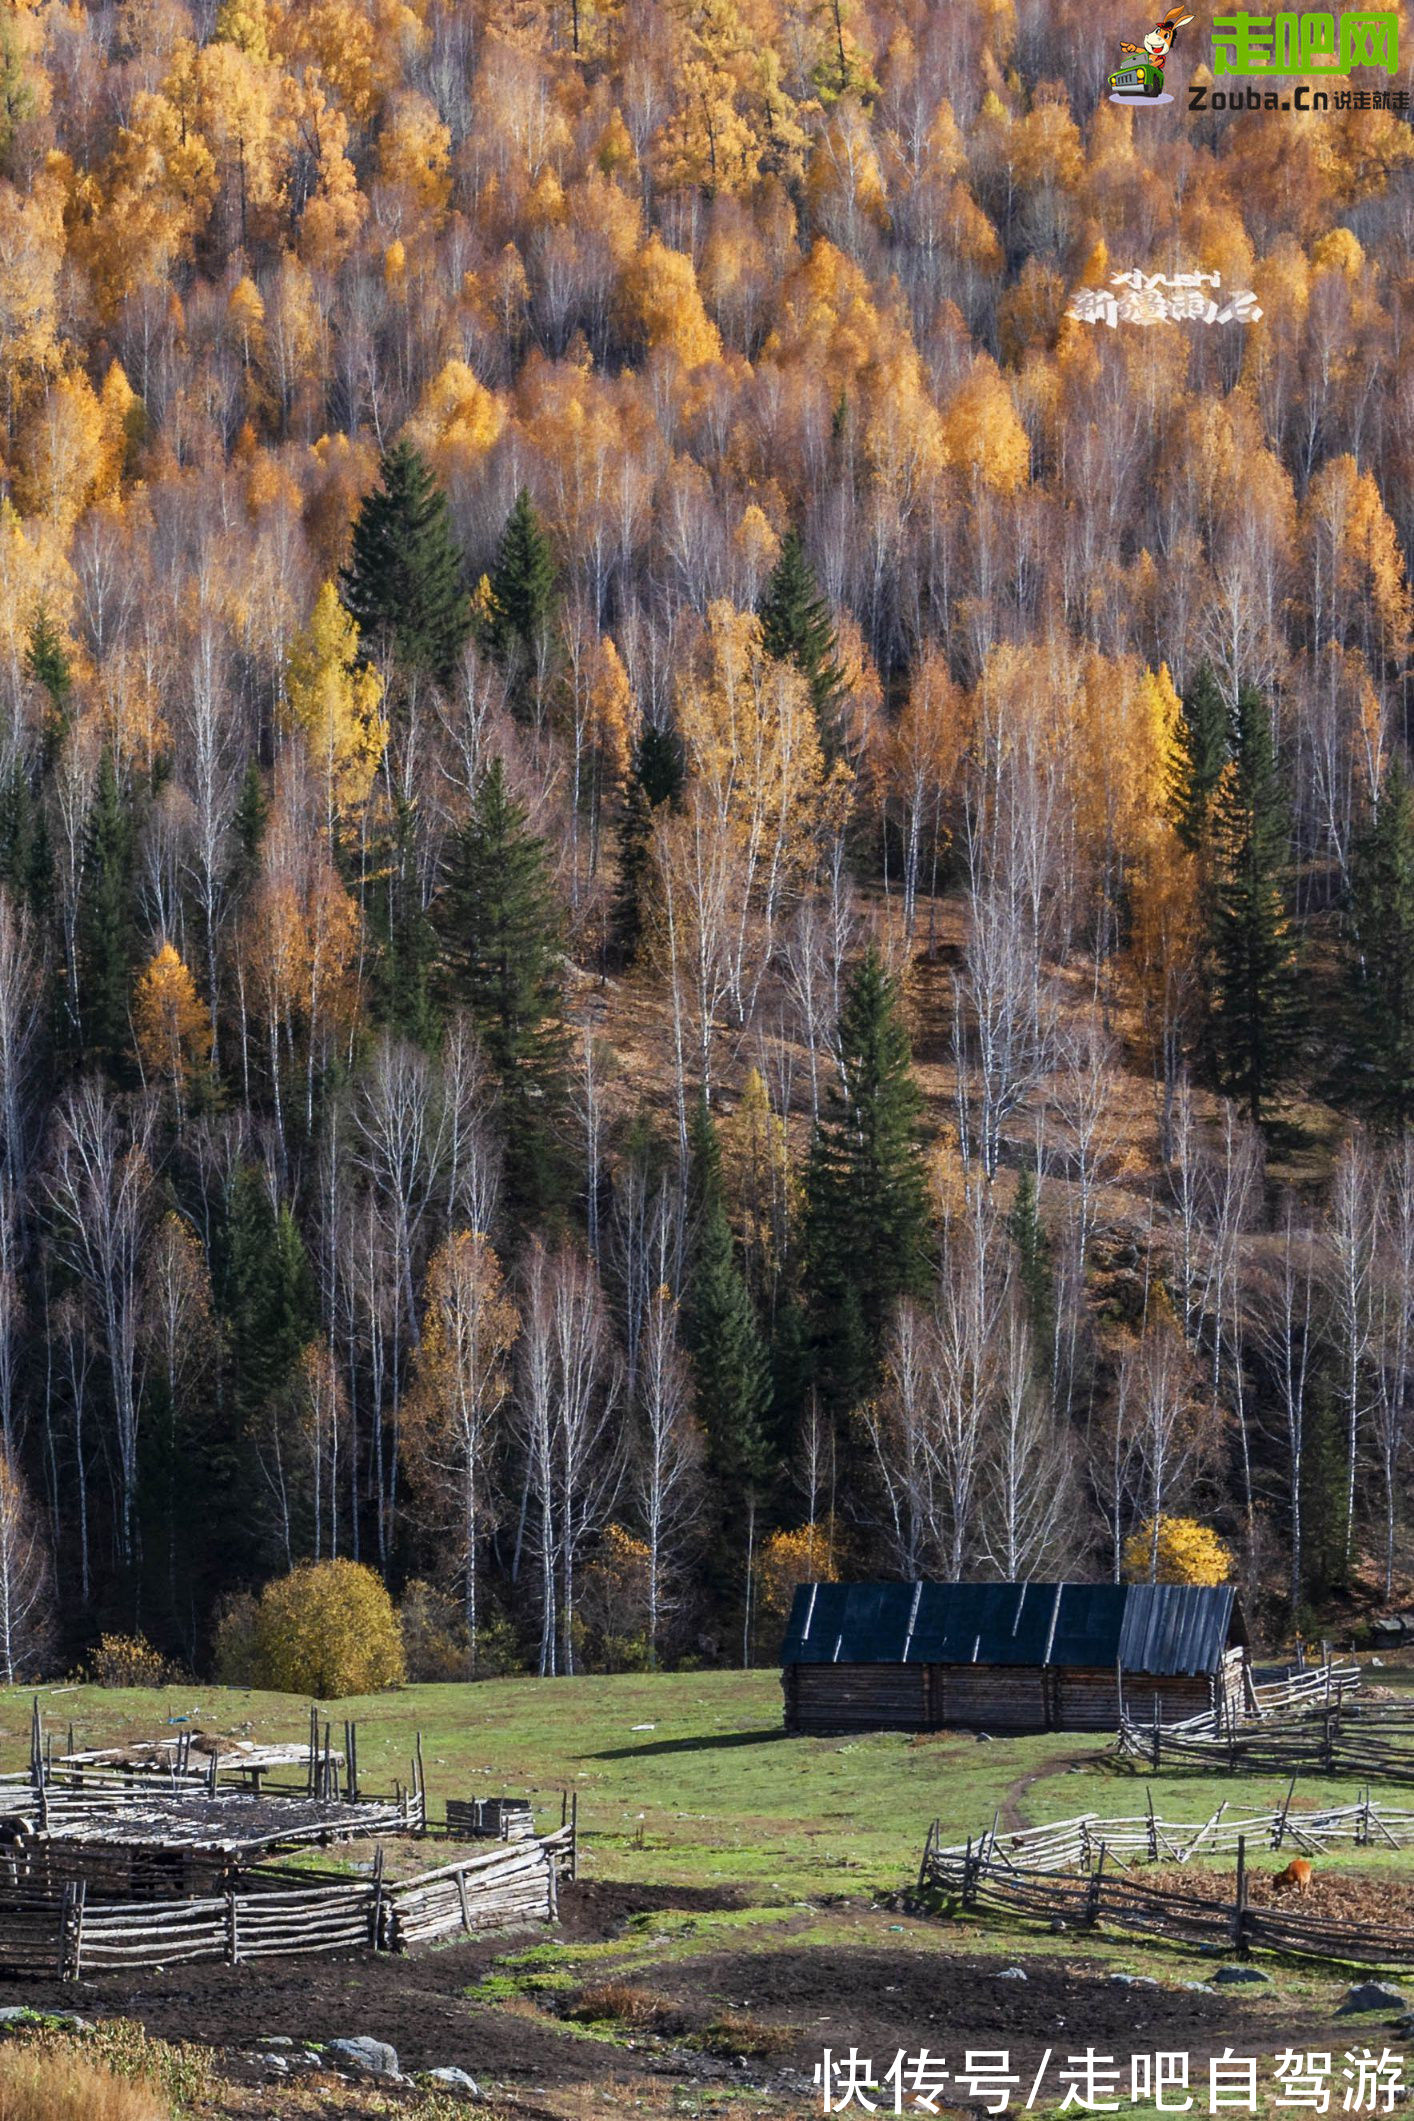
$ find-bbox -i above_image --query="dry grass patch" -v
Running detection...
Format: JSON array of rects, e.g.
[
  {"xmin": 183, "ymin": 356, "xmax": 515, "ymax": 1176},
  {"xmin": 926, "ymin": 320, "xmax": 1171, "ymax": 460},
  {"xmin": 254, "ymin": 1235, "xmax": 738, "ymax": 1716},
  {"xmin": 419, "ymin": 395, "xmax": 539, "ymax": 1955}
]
[
  {"xmin": 697, "ymin": 2009, "xmax": 801, "ymax": 2060},
  {"xmin": 565, "ymin": 1978, "xmax": 667, "ymax": 2029},
  {"xmin": 0, "ymin": 2042, "xmax": 169, "ymax": 2121}
]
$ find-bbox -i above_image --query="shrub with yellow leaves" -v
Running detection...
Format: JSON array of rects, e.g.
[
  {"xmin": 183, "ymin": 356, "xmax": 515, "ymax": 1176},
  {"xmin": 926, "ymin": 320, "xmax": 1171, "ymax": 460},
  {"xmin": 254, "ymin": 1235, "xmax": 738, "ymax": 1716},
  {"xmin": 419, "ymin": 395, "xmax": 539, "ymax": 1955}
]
[
  {"xmin": 250, "ymin": 1558, "xmax": 405, "ymax": 1698},
  {"xmin": 1122, "ymin": 1515, "xmax": 1233, "ymax": 1587},
  {"xmin": 753, "ymin": 1522, "xmax": 836, "ymax": 1623}
]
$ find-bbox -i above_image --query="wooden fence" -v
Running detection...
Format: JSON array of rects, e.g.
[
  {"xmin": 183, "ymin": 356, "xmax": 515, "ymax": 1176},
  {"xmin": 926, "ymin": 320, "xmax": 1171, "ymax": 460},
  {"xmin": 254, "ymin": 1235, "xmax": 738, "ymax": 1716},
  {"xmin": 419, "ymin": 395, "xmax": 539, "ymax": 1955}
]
[
  {"xmin": 0, "ymin": 1815, "xmax": 578, "ymax": 1980},
  {"xmin": 1118, "ymin": 1695, "xmax": 1414, "ymax": 1781},
  {"xmin": 1249, "ymin": 1660, "xmax": 1362, "ymax": 1715},
  {"xmin": 915, "ymin": 1794, "xmax": 1414, "ymax": 1971}
]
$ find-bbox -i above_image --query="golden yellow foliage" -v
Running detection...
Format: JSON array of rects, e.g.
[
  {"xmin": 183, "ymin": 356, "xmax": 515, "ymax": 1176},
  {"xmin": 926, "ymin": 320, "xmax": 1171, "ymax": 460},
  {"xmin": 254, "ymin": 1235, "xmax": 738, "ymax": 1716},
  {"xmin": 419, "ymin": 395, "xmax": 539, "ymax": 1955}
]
[
  {"xmin": 378, "ymin": 91, "xmax": 452, "ymax": 218},
  {"xmin": 0, "ymin": 498, "xmax": 75, "ymax": 668},
  {"xmin": 939, "ymin": 354, "xmax": 1029, "ymax": 494},
  {"xmin": 133, "ymin": 941, "xmax": 211, "ymax": 1092},
  {"xmin": 753, "ymin": 1521, "xmax": 835, "ymax": 1621},
  {"xmin": 621, "ymin": 236, "xmax": 723, "ymax": 369},
  {"xmin": 283, "ymin": 582, "xmax": 388, "ymax": 816},
  {"xmin": 252, "ymin": 1558, "xmax": 406, "ymax": 1696},
  {"xmin": 14, "ymin": 369, "xmax": 104, "ymax": 528},
  {"xmin": 406, "ymin": 359, "xmax": 508, "ymax": 472},
  {"xmin": 720, "ymin": 1067, "xmax": 793, "ymax": 1289},
  {"xmin": 1122, "ymin": 1516, "xmax": 1233, "ymax": 1588}
]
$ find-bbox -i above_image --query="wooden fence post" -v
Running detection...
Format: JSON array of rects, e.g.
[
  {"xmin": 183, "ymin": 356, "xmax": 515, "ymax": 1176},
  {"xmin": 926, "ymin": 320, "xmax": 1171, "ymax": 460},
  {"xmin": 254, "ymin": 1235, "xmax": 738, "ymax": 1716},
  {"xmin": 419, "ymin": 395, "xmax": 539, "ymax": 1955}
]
[
  {"xmin": 1152, "ymin": 1701, "xmax": 1161, "ymax": 1774},
  {"xmin": 1232, "ymin": 1834, "xmax": 1248, "ymax": 1956},
  {"xmin": 1085, "ymin": 1844, "xmax": 1106, "ymax": 1930},
  {"xmin": 57, "ymin": 1880, "xmax": 75, "ymax": 1980},
  {"xmin": 369, "ymin": 1846, "xmax": 385, "ymax": 1951},
  {"xmin": 415, "ymin": 1733, "xmax": 427, "ymax": 1834},
  {"xmin": 225, "ymin": 1890, "xmax": 239, "ymax": 1965},
  {"xmin": 571, "ymin": 1790, "xmax": 578, "ymax": 1881},
  {"xmin": 1146, "ymin": 1787, "xmax": 1158, "ymax": 1862}
]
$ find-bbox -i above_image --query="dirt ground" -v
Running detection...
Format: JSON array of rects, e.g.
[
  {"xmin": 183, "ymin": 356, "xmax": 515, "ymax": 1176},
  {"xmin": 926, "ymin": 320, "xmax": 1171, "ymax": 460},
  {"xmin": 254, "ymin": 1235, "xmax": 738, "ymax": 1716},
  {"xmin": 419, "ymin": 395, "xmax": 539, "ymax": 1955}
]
[
  {"xmin": 2, "ymin": 1878, "xmax": 1378, "ymax": 2113},
  {"xmin": 1139, "ymin": 1861, "xmax": 1414, "ymax": 1928}
]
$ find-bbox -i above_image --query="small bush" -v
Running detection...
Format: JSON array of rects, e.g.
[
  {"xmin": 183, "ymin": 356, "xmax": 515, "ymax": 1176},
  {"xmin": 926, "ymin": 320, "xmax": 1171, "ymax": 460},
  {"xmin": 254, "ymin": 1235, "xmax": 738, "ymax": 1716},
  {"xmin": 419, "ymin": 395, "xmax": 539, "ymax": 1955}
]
[
  {"xmin": 251, "ymin": 1559, "xmax": 405, "ymax": 1698},
  {"xmin": 85, "ymin": 1635, "xmax": 173, "ymax": 1688}
]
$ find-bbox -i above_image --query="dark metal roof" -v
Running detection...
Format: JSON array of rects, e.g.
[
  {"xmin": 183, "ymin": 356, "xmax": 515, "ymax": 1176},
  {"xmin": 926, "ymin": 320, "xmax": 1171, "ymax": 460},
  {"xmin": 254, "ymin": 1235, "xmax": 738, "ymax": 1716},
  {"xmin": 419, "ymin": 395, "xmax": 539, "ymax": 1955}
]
[{"xmin": 779, "ymin": 1582, "xmax": 1244, "ymax": 1676}]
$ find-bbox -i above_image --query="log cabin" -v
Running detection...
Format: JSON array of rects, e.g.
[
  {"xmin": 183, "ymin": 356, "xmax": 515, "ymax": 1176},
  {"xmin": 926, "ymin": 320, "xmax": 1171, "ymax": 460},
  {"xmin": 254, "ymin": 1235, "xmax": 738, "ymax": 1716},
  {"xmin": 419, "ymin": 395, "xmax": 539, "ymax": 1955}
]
[{"xmin": 779, "ymin": 1580, "xmax": 1248, "ymax": 1735}]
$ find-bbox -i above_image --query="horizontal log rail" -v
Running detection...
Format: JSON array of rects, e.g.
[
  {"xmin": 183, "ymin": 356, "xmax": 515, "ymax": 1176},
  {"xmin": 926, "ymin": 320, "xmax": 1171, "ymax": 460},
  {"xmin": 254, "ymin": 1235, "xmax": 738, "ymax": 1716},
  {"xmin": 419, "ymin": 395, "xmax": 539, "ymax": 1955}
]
[
  {"xmin": 916, "ymin": 1795, "xmax": 1414, "ymax": 1971},
  {"xmin": 0, "ymin": 1818, "xmax": 575, "ymax": 1980}
]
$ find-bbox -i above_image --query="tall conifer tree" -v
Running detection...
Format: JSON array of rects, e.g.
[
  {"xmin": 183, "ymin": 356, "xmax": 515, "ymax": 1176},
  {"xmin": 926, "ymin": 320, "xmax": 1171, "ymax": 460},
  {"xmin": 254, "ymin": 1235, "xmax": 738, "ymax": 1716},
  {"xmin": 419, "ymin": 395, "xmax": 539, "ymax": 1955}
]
[
  {"xmin": 77, "ymin": 750, "xmax": 136, "ymax": 1073},
  {"xmin": 1170, "ymin": 662, "xmax": 1229, "ymax": 853},
  {"xmin": 758, "ymin": 527, "xmax": 845, "ymax": 752},
  {"xmin": 805, "ymin": 948, "xmax": 930, "ymax": 1408},
  {"xmin": 1209, "ymin": 685, "xmax": 1301, "ymax": 1124},
  {"xmin": 437, "ymin": 759, "xmax": 570, "ymax": 1219},
  {"xmin": 610, "ymin": 724, "xmax": 684, "ymax": 967},
  {"xmin": 684, "ymin": 1102, "xmax": 772, "ymax": 1631},
  {"xmin": 341, "ymin": 441, "xmax": 470, "ymax": 686},
  {"xmin": 482, "ymin": 489, "xmax": 556, "ymax": 667},
  {"xmin": 1347, "ymin": 760, "xmax": 1414, "ymax": 1128}
]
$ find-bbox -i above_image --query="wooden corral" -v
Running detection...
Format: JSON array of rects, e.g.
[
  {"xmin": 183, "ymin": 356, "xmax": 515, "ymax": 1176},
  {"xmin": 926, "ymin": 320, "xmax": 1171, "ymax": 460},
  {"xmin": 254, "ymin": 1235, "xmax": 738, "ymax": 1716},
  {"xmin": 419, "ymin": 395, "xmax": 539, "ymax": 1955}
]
[
  {"xmin": 0, "ymin": 1705, "xmax": 577, "ymax": 1980},
  {"xmin": 915, "ymin": 1795, "xmax": 1414, "ymax": 1970},
  {"xmin": 780, "ymin": 1582, "xmax": 1249, "ymax": 1735},
  {"xmin": 1119, "ymin": 1690, "xmax": 1414, "ymax": 1783}
]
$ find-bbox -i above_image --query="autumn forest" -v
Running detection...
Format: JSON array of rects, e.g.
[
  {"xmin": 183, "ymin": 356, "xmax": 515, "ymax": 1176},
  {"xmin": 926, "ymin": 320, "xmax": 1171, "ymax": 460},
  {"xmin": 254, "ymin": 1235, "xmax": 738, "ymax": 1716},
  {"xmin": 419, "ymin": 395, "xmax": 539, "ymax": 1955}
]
[{"xmin": 0, "ymin": 0, "xmax": 1410, "ymax": 1682}]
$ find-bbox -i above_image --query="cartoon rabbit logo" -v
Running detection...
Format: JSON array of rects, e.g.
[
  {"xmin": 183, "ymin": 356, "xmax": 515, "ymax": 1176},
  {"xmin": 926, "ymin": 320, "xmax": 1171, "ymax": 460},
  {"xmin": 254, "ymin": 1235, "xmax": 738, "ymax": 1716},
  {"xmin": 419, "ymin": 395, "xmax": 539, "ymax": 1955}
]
[{"xmin": 1109, "ymin": 4, "xmax": 1194, "ymax": 98}]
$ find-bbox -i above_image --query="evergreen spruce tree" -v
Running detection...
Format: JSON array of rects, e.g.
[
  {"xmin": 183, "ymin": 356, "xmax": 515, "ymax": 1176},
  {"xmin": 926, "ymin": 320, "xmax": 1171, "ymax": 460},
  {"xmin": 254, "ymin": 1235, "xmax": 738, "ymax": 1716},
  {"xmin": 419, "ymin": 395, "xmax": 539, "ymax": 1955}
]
[
  {"xmin": 0, "ymin": 761, "xmax": 43, "ymax": 913},
  {"xmin": 1346, "ymin": 760, "xmax": 1414, "ymax": 1128},
  {"xmin": 383, "ymin": 817, "xmax": 439, "ymax": 1047},
  {"xmin": 1008, "ymin": 1166, "xmax": 1054, "ymax": 1369},
  {"xmin": 610, "ymin": 724, "xmax": 684, "ymax": 967},
  {"xmin": 340, "ymin": 440, "xmax": 470, "ymax": 686},
  {"xmin": 804, "ymin": 947, "xmax": 931, "ymax": 1409},
  {"xmin": 481, "ymin": 489, "xmax": 557, "ymax": 676},
  {"xmin": 758, "ymin": 527, "xmax": 845, "ymax": 752},
  {"xmin": 1170, "ymin": 662, "xmax": 1229, "ymax": 853},
  {"xmin": 217, "ymin": 1169, "xmax": 318, "ymax": 1565},
  {"xmin": 26, "ymin": 607, "xmax": 73, "ymax": 739},
  {"xmin": 684, "ymin": 1102, "xmax": 772, "ymax": 1602},
  {"xmin": 233, "ymin": 758, "xmax": 268, "ymax": 879},
  {"xmin": 224, "ymin": 1172, "xmax": 317, "ymax": 1428},
  {"xmin": 77, "ymin": 750, "xmax": 136, "ymax": 1073},
  {"xmin": 436, "ymin": 758, "xmax": 570, "ymax": 1220},
  {"xmin": 1209, "ymin": 684, "xmax": 1301, "ymax": 1124}
]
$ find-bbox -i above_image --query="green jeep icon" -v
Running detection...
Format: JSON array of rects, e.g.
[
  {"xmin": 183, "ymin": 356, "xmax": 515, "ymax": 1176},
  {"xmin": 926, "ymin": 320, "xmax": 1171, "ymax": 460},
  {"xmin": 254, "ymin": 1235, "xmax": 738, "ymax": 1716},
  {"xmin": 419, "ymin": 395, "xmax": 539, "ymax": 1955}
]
[{"xmin": 1109, "ymin": 58, "xmax": 1166, "ymax": 93}]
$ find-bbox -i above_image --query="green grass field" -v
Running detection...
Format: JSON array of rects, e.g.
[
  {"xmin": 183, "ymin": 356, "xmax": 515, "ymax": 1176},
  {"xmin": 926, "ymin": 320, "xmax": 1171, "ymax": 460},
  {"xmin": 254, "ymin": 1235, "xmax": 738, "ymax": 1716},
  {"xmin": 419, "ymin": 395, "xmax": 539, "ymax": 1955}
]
[{"xmin": 0, "ymin": 1671, "xmax": 1394, "ymax": 1900}]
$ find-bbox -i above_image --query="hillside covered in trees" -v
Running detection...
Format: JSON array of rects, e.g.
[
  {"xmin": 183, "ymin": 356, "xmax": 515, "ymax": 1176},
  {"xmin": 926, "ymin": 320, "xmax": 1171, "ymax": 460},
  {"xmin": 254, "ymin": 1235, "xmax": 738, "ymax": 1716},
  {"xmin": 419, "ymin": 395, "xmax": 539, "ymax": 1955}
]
[{"xmin": 0, "ymin": 0, "xmax": 1410, "ymax": 1680}]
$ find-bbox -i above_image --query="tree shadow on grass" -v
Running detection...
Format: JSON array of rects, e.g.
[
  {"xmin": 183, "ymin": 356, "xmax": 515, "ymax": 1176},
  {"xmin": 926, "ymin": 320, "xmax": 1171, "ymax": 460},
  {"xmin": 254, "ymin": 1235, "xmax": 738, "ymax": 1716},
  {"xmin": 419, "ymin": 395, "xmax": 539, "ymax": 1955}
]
[{"xmin": 589, "ymin": 1727, "xmax": 791, "ymax": 1761}]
